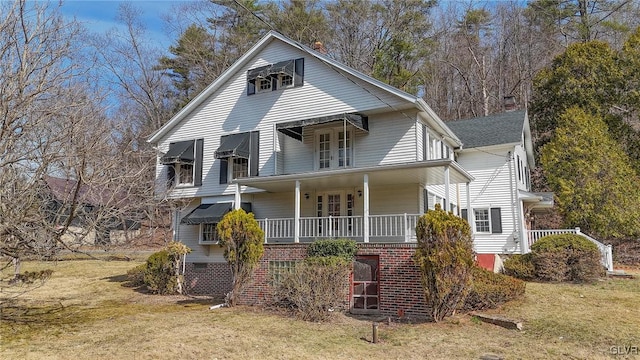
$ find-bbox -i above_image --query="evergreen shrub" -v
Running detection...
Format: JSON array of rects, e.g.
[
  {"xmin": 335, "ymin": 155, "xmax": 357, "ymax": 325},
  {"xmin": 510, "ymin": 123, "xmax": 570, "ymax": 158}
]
[
  {"xmin": 413, "ymin": 204, "xmax": 475, "ymax": 322},
  {"xmin": 502, "ymin": 254, "xmax": 535, "ymax": 281},
  {"xmin": 463, "ymin": 267, "xmax": 526, "ymax": 311},
  {"xmin": 531, "ymin": 234, "xmax": 604, "ymax": 282}
]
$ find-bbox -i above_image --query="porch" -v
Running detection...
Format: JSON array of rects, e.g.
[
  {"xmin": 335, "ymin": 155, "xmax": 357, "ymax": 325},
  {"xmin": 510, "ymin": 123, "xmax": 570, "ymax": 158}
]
[{"xmin": 254, "ymin": 217, "xmax": 613, "ymax": 271}]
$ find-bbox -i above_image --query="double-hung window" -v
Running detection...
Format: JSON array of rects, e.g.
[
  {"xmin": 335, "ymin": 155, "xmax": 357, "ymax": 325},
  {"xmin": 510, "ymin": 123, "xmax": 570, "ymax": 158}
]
[
  {"xmin": 215, "ymin": 131, "xmax": 259, "ymax": 184},
  {"xmin": 464, "ymin": 208, "xmax": 502, "ymax": 233},
  {"xmin": 161, "ymin": 139, "xmax": 204, "ymax": 188},
  {"xmin": 201, "ymin": 223, "xmax": 219, "ymax": 244}
]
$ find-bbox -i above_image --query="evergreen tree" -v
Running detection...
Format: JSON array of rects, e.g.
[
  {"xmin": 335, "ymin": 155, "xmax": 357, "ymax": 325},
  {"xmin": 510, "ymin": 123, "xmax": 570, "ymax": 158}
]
[{"xmin": 540, "ymin": 107, "xmax": 640, "ymax": 239}]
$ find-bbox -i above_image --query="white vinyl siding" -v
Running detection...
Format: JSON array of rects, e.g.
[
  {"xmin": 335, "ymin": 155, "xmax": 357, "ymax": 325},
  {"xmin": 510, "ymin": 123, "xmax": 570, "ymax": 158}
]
[
  {"xmin": 455, "ymin": 145, "xmax": 519, "ymax": 254},
  {"xmin": 157, "ymin": 40, "xmax": 414, "ymax": 199}
]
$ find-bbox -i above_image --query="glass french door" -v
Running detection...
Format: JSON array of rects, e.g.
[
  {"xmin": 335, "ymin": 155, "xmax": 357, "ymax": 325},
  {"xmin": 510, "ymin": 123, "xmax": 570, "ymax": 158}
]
[
  {"xmin": 351, "ymin": 255, "xmax": 380, "ymax": 314},
  {"xmin": 316, "ymin": 129, "xmax": 351, "ymax": 170}
]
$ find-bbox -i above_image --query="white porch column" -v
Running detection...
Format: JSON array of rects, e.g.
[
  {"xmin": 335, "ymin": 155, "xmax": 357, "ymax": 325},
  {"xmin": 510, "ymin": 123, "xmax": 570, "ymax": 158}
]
[
  {"xmin": 294, "ymin": 180, "xmax": 300, "ymax": 243},
  {"xmin": 234, "ymin": 183, "xmax": 241, "ymax": 210},
  {"xmin": 444, "ymin": 165, "xmax": 450, "ymax": 212},
  {"xmin": 466, "ymin": 182, "xmax": 474, "ymax": 235},
  {"xmin": 363, "ymin": 174, "xmax": 370, "ymax": 243}
]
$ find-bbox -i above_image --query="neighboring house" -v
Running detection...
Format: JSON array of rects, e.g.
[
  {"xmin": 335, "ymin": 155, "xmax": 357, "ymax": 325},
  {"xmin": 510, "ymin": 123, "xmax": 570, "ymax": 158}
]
[
  {"xmin": 43, "ymin": 176, "xmax": 141, "ymax": 245},
  {"xmin": 149, "ymin": 31, "xmax": 611, "ymax": 317}
]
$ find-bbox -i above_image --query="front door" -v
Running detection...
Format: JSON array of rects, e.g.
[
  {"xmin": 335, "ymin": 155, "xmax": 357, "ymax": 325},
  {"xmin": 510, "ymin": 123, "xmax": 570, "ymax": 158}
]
[{"xmin": 351, "ymin": 255, "xmax": 380, "ymax": 314}]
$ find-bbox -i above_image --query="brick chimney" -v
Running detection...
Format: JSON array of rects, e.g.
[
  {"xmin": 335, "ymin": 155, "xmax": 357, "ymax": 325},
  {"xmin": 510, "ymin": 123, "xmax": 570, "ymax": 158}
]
[
  {"xmin": 312, "ymin": 41, "xmax": 327, "ymax": 55},
  {"xmin": 504, "ymin": 95, "xmax": 517, "ymax": 111}
]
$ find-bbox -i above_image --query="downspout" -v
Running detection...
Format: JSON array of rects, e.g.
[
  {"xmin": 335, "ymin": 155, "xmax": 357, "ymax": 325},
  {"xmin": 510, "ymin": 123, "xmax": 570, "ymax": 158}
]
[
  {"xmin": 273, "ymin": 123, "xmax": 277, "ymax": 175},
  {"xmin": 507, "ymin": 152, "xmax": 518, "ymax": 248}
]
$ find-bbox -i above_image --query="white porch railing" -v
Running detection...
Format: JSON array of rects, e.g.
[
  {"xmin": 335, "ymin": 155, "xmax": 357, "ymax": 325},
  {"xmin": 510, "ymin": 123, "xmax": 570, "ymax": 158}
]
[
  {"xmin": 257, "ymin": 214, "xmax": 420, "ymax": 243},
  {"xmin": 527, "ymin": 228, "xmax": 614, "ymax": 272}
]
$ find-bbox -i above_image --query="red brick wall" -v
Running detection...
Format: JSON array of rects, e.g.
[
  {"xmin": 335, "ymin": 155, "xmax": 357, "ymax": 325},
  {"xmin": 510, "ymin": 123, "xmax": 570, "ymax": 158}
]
[{"xmin": 183, "ymin": 243, "xmax": 428, "ymax": 318}]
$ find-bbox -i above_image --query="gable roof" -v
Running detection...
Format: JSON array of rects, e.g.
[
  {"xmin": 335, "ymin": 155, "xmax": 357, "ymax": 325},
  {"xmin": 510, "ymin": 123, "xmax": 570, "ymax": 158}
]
[
  {"xmin": 447, "ymin": 110, "xmax": 535, "ymax": 166},
  {"xmin": 148, "ymin": 31, "xmax": 461, "ymax": 146},
  {"xmin": 446, "ymin": 110, "xmax": 527, "ymax": 149}
]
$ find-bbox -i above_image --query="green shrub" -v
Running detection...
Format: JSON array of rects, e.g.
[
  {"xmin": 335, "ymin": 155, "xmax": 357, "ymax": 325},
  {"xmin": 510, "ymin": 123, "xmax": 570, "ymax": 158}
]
[
  {"xmin": 143, "ymin": 250, "xmax": 178, "ymax": 294},
  {"xmin": 126, "ymin": 264, "xmax": 146, "ymax": 287},
  {"xmin": 413, "ymin": 204, "xmax": 474, "ymax": 322},
  {"xmin": 217, "ymin": 209, "xmax": 265, "ymax": 306},
  {"xmin": 306, "ymin": 238, "xmax": 357, "ymax": 261},
  {"xmin": 272, "ymin": 259, "xmax": 351, "ymax": 322},
  {"xmin": 531, "ymin": 234, "xmax": 604, "ymax": 282},
  {"xmin": 463, "ymin": 267, "xmax": 526, "ymax": 311},
  {"xmin": 502, "ymin": 254, "xmax": 535, "ymax": 280}
]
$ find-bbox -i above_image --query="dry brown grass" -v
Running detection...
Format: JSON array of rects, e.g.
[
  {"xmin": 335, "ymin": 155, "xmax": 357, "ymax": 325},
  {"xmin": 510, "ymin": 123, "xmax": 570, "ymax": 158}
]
[{"xmin": 1, "ymin": 259, "xmax": 639, "ymax": 360}]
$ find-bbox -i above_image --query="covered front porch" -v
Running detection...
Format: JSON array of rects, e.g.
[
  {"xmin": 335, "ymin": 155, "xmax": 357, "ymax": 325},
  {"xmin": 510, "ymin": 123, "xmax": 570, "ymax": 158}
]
[{"xmin": 235, "ymin": 159, "xmax": 474, "ymax": 243}]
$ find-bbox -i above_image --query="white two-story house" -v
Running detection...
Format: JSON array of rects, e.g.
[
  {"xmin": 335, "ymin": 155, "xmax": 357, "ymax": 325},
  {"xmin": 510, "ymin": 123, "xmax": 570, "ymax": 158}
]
[{"xmin": 148, "ymin": 32, "xmax": 610, "ymax": 314}]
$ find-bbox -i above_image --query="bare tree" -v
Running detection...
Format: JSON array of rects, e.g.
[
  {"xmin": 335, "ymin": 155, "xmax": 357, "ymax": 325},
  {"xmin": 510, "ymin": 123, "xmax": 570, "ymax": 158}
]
[{"xmin": 0, "ymin": 0, "xmax": 165, "ymax": 285}]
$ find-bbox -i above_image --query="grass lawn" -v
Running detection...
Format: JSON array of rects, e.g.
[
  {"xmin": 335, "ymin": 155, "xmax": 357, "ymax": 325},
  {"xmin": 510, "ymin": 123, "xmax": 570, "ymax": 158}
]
[{"xmin": 1, "ymin": 255, "xmax": 639, "ymax": 360}]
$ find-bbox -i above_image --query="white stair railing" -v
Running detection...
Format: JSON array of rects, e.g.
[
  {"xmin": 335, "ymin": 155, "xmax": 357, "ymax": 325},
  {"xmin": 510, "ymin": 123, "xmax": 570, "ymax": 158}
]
[{"xmin": 526, "ymin": 228, "xmax": 613, "ymax": 272}]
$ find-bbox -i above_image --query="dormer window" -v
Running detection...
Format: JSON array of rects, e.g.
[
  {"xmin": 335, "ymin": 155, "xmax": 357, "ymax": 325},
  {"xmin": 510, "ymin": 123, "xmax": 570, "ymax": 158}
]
[
  {"xmin": 258, "ymin": 77, "xmax": 272, "ymax": 92},
  {"xmin": 279, "ymin": 73, "xmax": 293, "ymax": 88},
  {"xmin": 247, "ymin": 58, "xmax": 304, "ymax": 95}
]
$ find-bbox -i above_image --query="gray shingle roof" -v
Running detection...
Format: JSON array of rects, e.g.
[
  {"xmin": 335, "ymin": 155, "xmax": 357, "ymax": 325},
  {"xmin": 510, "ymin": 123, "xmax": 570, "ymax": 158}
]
[{"xmin": 445, "ymin": 110, "xmax": 526, "ymax": 149}]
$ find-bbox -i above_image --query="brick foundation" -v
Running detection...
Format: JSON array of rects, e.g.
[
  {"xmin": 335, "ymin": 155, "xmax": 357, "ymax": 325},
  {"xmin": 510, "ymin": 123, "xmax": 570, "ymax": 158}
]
[{"xmin": 184, "ymin": 262, "xmax": 232, "ymax": 296}]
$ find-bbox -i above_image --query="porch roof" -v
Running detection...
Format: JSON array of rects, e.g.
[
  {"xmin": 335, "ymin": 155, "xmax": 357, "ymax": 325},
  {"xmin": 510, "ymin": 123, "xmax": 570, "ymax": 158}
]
[
  {"xmin": 234, "ymin": 159, "xmax": 473, "ymax": 192},
  {"xmin": 520, "ymin": 190, "xmax": 554, "ymax": 212}
]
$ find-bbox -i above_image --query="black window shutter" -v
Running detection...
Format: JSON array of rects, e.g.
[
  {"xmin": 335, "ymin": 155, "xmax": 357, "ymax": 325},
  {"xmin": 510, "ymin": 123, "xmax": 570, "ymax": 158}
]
[
  {"xmin": 490, "ymin": 207, "xmax": 502, "ymax": 233},
  {"xmin": 461, "ymin": 209, "xmax": 468, "ymax": 221},
  {"xmin": 219, "ymin": 158, "xmax": 228, "ymax": 184},
  {"xmin": 247, "ymin": 79, "xmax": 256, "ymax": 95},
  {"xmin": 250, "ymin": 131, "xmax": 259, "ymax": 177},
  {"xmin": 167, "ymin": 164, "xmax": 175, "ymax": 188},
  {"xmin": 271, "ymin": 76, "xmax": 277, "ymax": 91},
  {"xmin": 422, "ymin": 125, "xmax": 427, "ymax": 160},
  {"xmin": 194, "ymin": 138, "xmax": 204, "ymax": 186},
  {"xmin": 423, "ymin": 189, "xmax": 429, "ymax": 212},
  {"xmin": 294, "ymin": 58, "xmax": 304, "ymax": 87}
]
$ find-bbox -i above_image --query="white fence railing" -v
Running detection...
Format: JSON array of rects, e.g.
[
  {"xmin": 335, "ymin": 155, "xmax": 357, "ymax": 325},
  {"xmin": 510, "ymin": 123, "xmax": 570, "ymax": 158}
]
[
  {"xmin": 527, "ymin": 228, "xmax": 613, "ymax": 272},
  {"xmin": 257, "ymin": 214, "xmax": 420, "ymax": 243}
]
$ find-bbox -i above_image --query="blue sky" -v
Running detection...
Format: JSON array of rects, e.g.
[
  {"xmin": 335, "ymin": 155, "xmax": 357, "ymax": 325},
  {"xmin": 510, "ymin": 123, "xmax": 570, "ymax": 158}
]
[{"xmin": 59, "ymin": 0, "xmax": 190, "ymax": 50}]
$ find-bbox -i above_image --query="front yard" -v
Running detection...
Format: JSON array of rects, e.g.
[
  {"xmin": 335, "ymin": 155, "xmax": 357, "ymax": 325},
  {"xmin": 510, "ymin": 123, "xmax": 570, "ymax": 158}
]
[{"xmin": 1, "ymin": 255, "xmax": 638, "ymax": 359}]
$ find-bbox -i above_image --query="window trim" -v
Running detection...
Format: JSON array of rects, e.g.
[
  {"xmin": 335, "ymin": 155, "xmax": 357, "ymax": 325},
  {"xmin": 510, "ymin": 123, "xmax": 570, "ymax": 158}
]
[
  {"xmin": 218, "ymin": 131, "xmax": 259, "ymax": 184},
  {"xmin": 175, "ymin": 162, "xmax": 195, "ymax": 187},
  {"xmin": 471, "ymin": 207, "xmax": 502, "ymax": 234},
  {"xmin": 165, "ymin": 138, "xmax": 203, "ymax": 189},
  {"xmin": 314, "ymin": 127, "xmax": 352, "ymax": 171},
  {"xmin": 474, "ymin": 209, "xmax": 491, "ymax": 233},
  {"xmin": 199, "ymin": 223, "xmax": 219, "ymax": 244}
]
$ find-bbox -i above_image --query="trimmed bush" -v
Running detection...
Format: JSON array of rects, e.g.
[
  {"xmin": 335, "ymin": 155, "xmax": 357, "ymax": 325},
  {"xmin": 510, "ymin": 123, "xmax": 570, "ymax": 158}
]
[
  {"xmin": 143, "ymin": 250, "xmax": 177, "ymax": 294},
  {"xmin": 531, "ymin": 234, "xmax": 604, "ymax": 282},
  {"xmin": 502, "ymin": 254, "xmax": 535, "ymax": 281},
  {"xmin": 217, "ymin": 209, "xmax": 265, "ymax": 306},
  {"xmin": 126, "ymin": 264, "xmax": 146, "ymax": 287},
  {"xmin": 133, "ymin": 241, "xmax": 191, "ymax": 294},
  {"xmin": 414, "ymin": 204, "xmax": 475, "ymax": 322},
  {"xmin": 306, "ymin": 238, "xmax": 357, "ymax": 261},
  {"xmin": 463, "ymin": 267, "xmax": 526, "ymax": 311}
]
